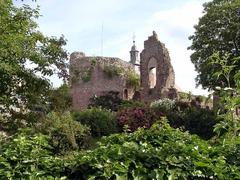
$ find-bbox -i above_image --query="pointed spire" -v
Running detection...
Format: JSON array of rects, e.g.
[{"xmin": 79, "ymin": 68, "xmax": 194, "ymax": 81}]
[{"xmin": 130, "ymin": 34, "xmax": 139, "ymax": 65}]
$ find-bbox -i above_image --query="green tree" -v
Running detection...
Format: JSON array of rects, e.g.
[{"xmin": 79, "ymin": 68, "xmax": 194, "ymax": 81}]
[
  {"xmin": 0, "ymin": 0, "xmax": 68, "ymax": 116},
  {"xmin": 48, "ymin": 84, "xmax": 72, "ymax": 112},
  {"xmin": 189, "ymin": 0, "xmax": 240, "ymax": 90}
]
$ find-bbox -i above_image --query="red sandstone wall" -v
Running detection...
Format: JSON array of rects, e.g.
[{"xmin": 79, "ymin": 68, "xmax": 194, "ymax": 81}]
[{"xmin": 70, "ymin": 53, "xmax": 135, "ymax": 110}]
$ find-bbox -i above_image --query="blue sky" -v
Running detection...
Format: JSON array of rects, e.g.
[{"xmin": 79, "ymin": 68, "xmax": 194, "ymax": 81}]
[{"xmin": 16, "ymin": 0, "xmax": 210, "ymax": 95}]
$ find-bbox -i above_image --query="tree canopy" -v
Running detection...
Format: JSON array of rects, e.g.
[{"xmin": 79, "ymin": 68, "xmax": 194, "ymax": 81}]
[
  {"xmin": 189, "ymin": 0, "xmax": 240, "ymax": 90},
  {"xmin": 0, "ymin": 0, "xmax": 68, "ymax": 116}
]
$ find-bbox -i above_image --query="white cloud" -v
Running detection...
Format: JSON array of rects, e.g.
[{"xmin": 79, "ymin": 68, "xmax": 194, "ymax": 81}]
[
  {"xmin": 143, "ymin": 1, "xmax": 208, "ymax": 95},
  {"xmin": 101, "ymin": 1, "xmax": 210, "ymax": 95}
]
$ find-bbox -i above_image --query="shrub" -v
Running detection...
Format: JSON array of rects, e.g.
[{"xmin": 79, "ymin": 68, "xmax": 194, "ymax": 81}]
[
  {"xmin": 183, "ymin": 108, "xmax": 218, "ymax": 139},
  {"xmin": 73, "ymin": 107, "xmax": 118, "ymax": 137},
  {"xmin": 118, "ymin": 100, "xmax": 146, "ymax": 110},
  {"xmin": 102, "ymin": 65, "xmax": 123, "ymax": 78},
  {"xmin": 126, "ymin": 71, "xmax": 140, "ymax": 89},
  {"xmin": 178, "ymin": 92, "xmax": 189, "ymax": 101},
  {"xmin": 175, "ymin": 100, "xmax": 191, "ymax": 111},
  {"xmin": 67, "ymin": 120, "xmax": 240, "ymax": 179},
  {"xmin": 48, "ymin": 84, "xmax": 72, "ymax": 112},
  {"xmin": 89, "ymin": 91, "xmax": 123, "ymax": 111},
  {"xmin": 117, "ymin": 106, "xmax": 159, "ymax": 132},
  {"xmin": 0, "ymin": 129, "xmax": 65, "ymax": 179},
  {"xmin": 166, "ymin": 103, "xmax": 218, "ymax": 139},
  {"xmin": 150, "ymin": 98, "xmax": 176, "ymax": 114},
  {"xmin": 34, "ymin": 111, "xmax": 90, "ymax": 153}
]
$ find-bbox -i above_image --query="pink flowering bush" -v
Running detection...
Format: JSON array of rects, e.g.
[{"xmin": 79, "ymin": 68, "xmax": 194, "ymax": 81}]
[{"xmin": 117, "ymin": 106, "xmax": 162, "ymax": 132}]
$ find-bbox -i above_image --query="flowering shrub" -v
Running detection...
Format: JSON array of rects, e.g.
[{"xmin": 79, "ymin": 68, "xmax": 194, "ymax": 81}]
[
  {"xmin": 117, "ymin": 106, "xmax": 159, "ymax": 132},
  {"xmin": 150, "ymin": 98, "xmax": 176, "ymax": 113}
]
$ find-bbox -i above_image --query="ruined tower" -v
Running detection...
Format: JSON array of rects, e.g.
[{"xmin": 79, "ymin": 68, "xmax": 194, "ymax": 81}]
[{"xmin": 139, "ymin": 31, "xmax": 176, "ymax": 101}]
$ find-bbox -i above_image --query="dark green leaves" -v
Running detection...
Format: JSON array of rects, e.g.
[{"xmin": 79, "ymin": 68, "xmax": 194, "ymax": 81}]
[
  {"xmin": 189, "ymin": 0, "xmax": 240, "ymax": 90},
  {"xmin": 0, "ymin": 1, "xmax": 68, "ymax": 120}
]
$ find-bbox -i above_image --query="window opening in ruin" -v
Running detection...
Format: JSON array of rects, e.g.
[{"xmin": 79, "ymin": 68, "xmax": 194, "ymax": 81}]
[
  {"xmin": 148, "ymin": 57, "xmax": 157, "ymax": 89},
  {"xmin": 123, "ymin": 89, "xmax": 128, "ymax": 99},
  {"xmin": 149, "ymin": 67, "xmax": 156, "ymax": 88}
]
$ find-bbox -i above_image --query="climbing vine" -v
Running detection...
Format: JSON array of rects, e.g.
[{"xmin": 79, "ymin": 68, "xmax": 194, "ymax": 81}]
[
  {"xmin": 71, "ymin": 58, "xmax": 96, "ymax": 83},
  {"xmin": 102, "ymin": 64, "xmax": 124, "ymax": 78},
  {"xmin": 126, "ymin": 71, "xmax": 140, "ymax": 89}
]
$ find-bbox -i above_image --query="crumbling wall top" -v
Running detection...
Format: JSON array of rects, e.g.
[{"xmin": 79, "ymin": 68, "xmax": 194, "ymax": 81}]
[{"xmin": 70, "ymin": 52, "xmax": 134, "ymax": 72}]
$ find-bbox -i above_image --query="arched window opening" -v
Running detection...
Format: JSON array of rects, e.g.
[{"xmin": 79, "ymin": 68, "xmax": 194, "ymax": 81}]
[
  {"xmin": 123, "ymin": 89, "xmax": 128, "ymax": 99},
  {"xmin": 148, "ymin": 57, "xmax": 157, "ymax": 89},
  {"xmin": 149, "ymin": 67, "xmax": 156, "ymax": 88}
]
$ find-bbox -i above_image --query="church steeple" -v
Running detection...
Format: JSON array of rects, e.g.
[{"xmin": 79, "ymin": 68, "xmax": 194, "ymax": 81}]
[{"xmin": 129, "ymin": 35, "xmax": 139, "ymax": 65}]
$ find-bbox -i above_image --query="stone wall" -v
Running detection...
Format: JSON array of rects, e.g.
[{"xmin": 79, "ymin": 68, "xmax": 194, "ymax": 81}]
[
  {"xmin": 70, "ymin": 52, "xmax": 135, "ymax": 110},
  {"xmin": 70, "ymin": 31, "xmax": 177, "ymax": 110},
  {"xmin": 139, "ymin": 31, "xmax": 176, "ymax": 101}
]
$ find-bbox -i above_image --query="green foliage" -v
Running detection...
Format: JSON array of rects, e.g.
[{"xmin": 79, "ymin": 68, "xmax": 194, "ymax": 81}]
[
  {"xmin": 189, "ymin": 0, "xmax": 240, "ymax": 89},
  {"xmin": 126, "ymin": 71, "xmax": 140, "ymax": 89},
  {"xmin": 213, "ymin": 78, "xmax": 240, "ymax": 138},
  {"xmin": 217, "ymin": 136, "xmax": 240, "ymax": 172},
  {"xmin": 49, "ymin": 84, "xmax": 72, "ymax": 112},
  {"xmin": 0, "ymin": 1, "xmax": 68, "ymax": 116},
  {"xmin": 209, "ymin": 52, "xmax": 240, "ymax": 88},
  {"xmin": 89, "ymin": 91, "xmax": 123, "ymax": 111},
  {"xmin": 102, "ymin": 64, "xmax": 124, "ymax": 78},
  {"xmin": 165, "ymin": 102, "xmax": 218, "ymax": 140},
  {"xmin": 82, "ymin": 59, "xmax": 96, "ymax": 82},
  {"xmin": 81, "ymin": 71, "xmax": 92, "ymax": 82},
  {"xmin": 34, "ymin": 112, "xmax": 90, "ymax": 153},
  {"xmin": 71, "ymin": 59, "xmax": 96, "ymax": 83},
  {"xmin": 0, "ymin": 129, "xmax": 65, "ymax": 179},
  {"xmin": 73, "ymin": 107, "xmax": 118, "ymax": 137},
  {"xmin": 67, "ymin": 120, "xmax": 240, "ymax": 179},
  {"xmin": 119, "ymin": 100, "xmax": 146, "ymax": 109},
  {"xmin": 181, "ymin": 108, "xmax": 218, "ymax": 140},
  {"xmin": 178, "ymin": 92, "xmax": 189, "ymax": 101},
  {"xmin": 71, "ymin": 69, "xmax": 80, "ymax": 82},
  {"xmin": 195, "ymin": 95, "xmax": 204, "ymax": 104},
  {"xmin": 150, "ymin": 98, "xmax": 176, "ymax": 114}
]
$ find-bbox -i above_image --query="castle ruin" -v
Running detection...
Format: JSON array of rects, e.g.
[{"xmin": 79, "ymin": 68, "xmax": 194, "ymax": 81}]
[
  {"xmin": 139, "ymin": 31, "xmax": 176, "ymax": 101},
  {"xmin": 70, "ymin": 31, "xmax": 177, "ymax": 110}
]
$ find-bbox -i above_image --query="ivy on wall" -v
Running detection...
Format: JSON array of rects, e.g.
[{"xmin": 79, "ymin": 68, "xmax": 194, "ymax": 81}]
[
  {"xmin": 102, "ymin": 64, "xmax": 124, "ymax": 78},
  {"xmin": 71, "ymin": 58, "xmax": 140, "ymax": 87},
  {"xmin": 102, "ymin": 64, "xmax": 140, "ymax": 89},
  {"xmin": 71, "ymin": 58, "xmax": 96, "ymax": 83},
  {"xmin": 126, "ymin": 71, "xmax": 140, "ymax": 89}
]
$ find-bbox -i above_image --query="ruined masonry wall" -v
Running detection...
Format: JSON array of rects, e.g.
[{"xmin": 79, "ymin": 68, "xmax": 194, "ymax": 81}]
[
  {"xmin": 140, "ymin": 32, "xmax": 175, "ymax": 101},
  {"xmin": 70, "ymin": 52, "xmax": 135, "ymax": 110}
]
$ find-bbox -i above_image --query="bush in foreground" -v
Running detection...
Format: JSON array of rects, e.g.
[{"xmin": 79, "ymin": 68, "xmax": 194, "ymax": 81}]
[
  {"xmin": 73, "ymin": 107, "xmax": 118, "ymax": 137},
  {"xmin": 67, "ymin": 119, "xmax": 240, "ymax": 179},
  {"xmin": 34, "ymin": 112, "xmax": 90, "ymax": 153},
  {"xmin": 0, "ymin": 130, "xmax": 65, "ymax": 179},
  {"xmin": 89, "ymin": 91, "xmax": 123, "ymax": 111},
  {"xmin": 117, "ymin": 106, "xmax": 158, "ymax": 132}
]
